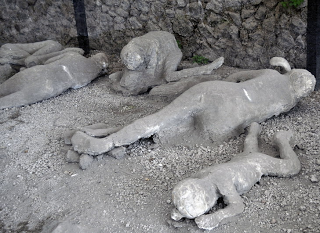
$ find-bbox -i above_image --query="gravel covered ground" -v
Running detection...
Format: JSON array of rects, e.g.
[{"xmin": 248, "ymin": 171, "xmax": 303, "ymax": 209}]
[{"xmin": 0, "ymin": 62, "xmax": 320, "ymax": 233}]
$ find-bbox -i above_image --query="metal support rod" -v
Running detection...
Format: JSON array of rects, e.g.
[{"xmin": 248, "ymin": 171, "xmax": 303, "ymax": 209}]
[
  {"xmin": 307, "ymin": 0, "xmax": 320, "ymax": 90},
  {"xmin": 73, "ymin": 0, "xmax": 90, "ymax": 55}
]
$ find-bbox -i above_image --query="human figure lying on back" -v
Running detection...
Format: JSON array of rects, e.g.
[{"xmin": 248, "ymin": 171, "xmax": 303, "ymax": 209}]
[
  {"xmin": 0, "ymin": 50, "xmax": 108, "ymax": 109},
  {"xmin": 69, "ymin": 57, "xmax": 315, "ymax": 156},
  {"xmin": 171, "ymin": 122, "xmax": 301, "ymax": 230}
]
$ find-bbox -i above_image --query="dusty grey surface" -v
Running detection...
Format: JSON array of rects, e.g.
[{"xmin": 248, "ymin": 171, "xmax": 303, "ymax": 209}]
[{"xmin": 0, "ymin": 62, "xmax": 319, "ymax": 233}]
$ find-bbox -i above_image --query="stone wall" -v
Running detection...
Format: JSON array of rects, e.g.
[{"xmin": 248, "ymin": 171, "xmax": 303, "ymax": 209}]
[{"xmin": 0, "ymin": 0, "xmax": 308, "ymax": 69}]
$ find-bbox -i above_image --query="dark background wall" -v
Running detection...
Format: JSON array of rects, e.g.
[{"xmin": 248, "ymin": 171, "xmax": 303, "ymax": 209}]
[{"xmin": 0, "ymin": 0, "xmax": 308, "ymax": 69}]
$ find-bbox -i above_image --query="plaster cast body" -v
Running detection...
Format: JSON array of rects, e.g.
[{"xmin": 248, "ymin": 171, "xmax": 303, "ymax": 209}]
[
  {"xmin": 70, "ymin": 57, "xmax": 315, "ymax": 155},
  {"xmin": 110, "ymin": 31, "xmax": 224, "ymax": 95},
  {"xmin": 0, "ymin": 40, "xmax": 63, "ymax": 68},
  {"xmin": 171, "ymin": 122, "xmax": 301, "ymax": 230},
  {"xmin": 0, "ymin": 52, "xmax": 108, "ymax": 109}
]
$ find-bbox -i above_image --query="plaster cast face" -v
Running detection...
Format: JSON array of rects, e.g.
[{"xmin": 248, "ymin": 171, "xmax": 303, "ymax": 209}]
[
  {"xmin": 120, "ymin": 48, "xmax": 144, "ymax": 71},
  {"xmin": 172, "ymin": 179, "xmax": 217, "ymax": 219}
]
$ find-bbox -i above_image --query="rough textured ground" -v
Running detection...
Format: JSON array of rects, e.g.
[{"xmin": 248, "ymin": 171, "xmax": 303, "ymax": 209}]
[{"xmin": 0, "ymin": 61, "xmax": 320, "ymax": 233}]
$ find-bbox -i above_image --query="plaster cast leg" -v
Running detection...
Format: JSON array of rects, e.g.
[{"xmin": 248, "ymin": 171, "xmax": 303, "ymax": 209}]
[
  {"xmin": 0, "ymin": 91, "xmax": 29, "ymax": 109},
  {"xmin": 195, "ymin": 186, "xmax": 245, "ymax": 230},
  {"xmin": 12, "ymin": 40, "xmax": 63, "ymax": 56},
  {"xmin": 166, "ymin": 57, "xmax": 224, "ymax": 82},
  {"xmin": 0, "ymin": 40, "xmax": 63, "ymax": 66},
  {"xmin": 25, "ymin": 48, "xmax": 84, "ymax": 67},
  {"xmin": 272, "ymin": 130, "xmax": 301, "ymax": 176},
  {"xmin": 243, "ymin": 122, "xmax": 260, "ymax": 153},
  {"xmin": 71, "ymin": 92, "xmax": 202, "ymax": 155}
]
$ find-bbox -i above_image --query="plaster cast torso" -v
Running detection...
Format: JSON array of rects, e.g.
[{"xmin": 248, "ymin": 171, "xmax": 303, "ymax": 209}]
[
  {"xmin": 193, "ymin": 153, "xmax": 268, "ymax": 195},
  {"xmin": 0, "ymin": 52, "xmax": 101, "ymax": 108},
  {"xmin": 159, "ymin": 69, "xmax": 296, "ymax": 144}
]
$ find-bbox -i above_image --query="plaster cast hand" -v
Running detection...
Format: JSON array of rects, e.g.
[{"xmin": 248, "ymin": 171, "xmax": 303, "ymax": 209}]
[{"xmin": 195, "ymin": 214, "xmax": 220, "ymax": 230}]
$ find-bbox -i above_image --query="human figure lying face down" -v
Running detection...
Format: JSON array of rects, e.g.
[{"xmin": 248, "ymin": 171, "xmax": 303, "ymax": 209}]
[
  {"xmin": 0, "ymin": 51, "xmax": 108, "ymax": 109},
  {"xmin": 171, "ymin": 122, "xmax": 301, "ymax": 230},
  {"xmin": 70, "ymin": 57, "xmax": 315, "ymax": 156}
]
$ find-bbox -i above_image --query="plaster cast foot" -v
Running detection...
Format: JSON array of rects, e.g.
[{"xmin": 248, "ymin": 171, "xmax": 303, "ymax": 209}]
[
  {"xmin": 71, "ymin": 131, "xmax": 114, "ymax": 155},
  {"xmin": 195, "ymin": 214, "xmax": 220, "ymax": 230},
  {"xmin": 247, "ymin": 122, "xmax": 260, "ymax": 136},
  {"xmin": 274, "ymin": 130, "xmax": 294, "ymax": 146}
]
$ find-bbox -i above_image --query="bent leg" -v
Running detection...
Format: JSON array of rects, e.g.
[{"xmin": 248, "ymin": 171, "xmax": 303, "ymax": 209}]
[
  {"xmin": 17, "ymin": 40, "xmax": 63, "ymax": 56},
  {"xmin": 273, "ymin": 130, "xmax": 301, "ymax": 176},
  {"xmin": 262, "ymin": 130, "xmax": 301, "ymax": 177},
  {"xmin": 25, "ymin": 48, "xmax": 84, "ymax": 67}
]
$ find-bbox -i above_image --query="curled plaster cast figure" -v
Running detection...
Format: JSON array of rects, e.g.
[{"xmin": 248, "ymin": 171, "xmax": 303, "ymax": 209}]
[
  {"xmin": 0, "ymin": 40, "xmax": 63, "ymax": 68},
  {"xmin": 110, "ymin": 31, "xmax": 224, "ymax": 95},
  {"xmin": 0, "ymin": 51, "xmax": 108, "ymax": 109},
  {"xmin": 171, "ymin": 122, "xmax": 301, "ymax": 230},
  {"xmin": 70, "ymin": 57, "xmax": 315, "ymax": 156}
]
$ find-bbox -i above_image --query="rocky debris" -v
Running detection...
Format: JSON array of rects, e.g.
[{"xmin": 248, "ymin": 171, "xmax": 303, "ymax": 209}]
[
  {"xmin": 66, "ymin": 150, "xmax": 80, "ymax": 163},
  {"xmin": 79, "ymin": 154, "xmax": 94, "ymax": 170},
  {"xmin": 310, "ymin": 175, "xmax": 318, "ymax": 183}
]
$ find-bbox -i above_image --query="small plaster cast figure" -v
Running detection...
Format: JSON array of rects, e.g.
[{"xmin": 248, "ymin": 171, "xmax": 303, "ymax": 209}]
[
  {"xmin": 70, "ymin": 57, "xmax": 315, "ymax": 155},
  {"xmin": 0, "ymin": 40, "xmax": 63, "ymax": 68},
  {"xmin": 110, "ymin": 31, "xmax": 224, "ymax": 95},
  {"xmin": 0, "ymin": 51, "xmax": 108, "ymax": 109},
  {"xmin": 171, "ymin": 122, "xmax": 301, "ymax": 230}
]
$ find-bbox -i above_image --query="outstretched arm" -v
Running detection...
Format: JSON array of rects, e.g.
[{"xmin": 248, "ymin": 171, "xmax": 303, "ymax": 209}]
[{"xmin": 195, "ymin": 186, "xmax": 244, "ymax": 230}]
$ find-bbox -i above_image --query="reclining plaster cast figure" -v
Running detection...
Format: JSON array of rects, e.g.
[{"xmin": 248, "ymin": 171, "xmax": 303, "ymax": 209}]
[
  {"xmin": 70, "ymin": 57, "xmax": 315, "ymax": 156},
  {"xmin": 0, "ymin": 40, "xmax": 81, "ymax": 84},
  {"xmin": 0, "ymin": 51, "xmax": 108, "ymax": 109},
  {"xmin": 171, "ymin": 122, "xmax": 301, "ymax": 230},
  {"xmin": 0, "ymin": 40, "xmax": 63, "ymax": 68},
  {"xmin": 109, "ymin": 31, "xmax": 224, "ymax": 95}
]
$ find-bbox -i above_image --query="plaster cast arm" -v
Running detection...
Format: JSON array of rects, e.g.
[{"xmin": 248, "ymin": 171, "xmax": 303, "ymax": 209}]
[
  {"xmin": 166, "ymin": 57, "xmax": 224, "ymax": 82},
  {"xmin": 195, "ymin": 189, "xmax": 245, "ymax": 230}
]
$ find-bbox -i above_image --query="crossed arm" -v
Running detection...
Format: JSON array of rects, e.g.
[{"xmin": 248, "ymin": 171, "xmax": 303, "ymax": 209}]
[{"xmin": 195, "ymin": 185, "xmax": 245, "ymax": 230}]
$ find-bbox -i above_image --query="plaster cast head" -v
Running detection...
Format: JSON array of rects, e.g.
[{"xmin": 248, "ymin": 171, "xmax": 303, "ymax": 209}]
[
  {"xmin": 270, "ymin": 57, "xmax": 316, "ymax": 100},
  {"xmin": 171, "ymin": 178, "xmax": 218, "ymax": 219},
  {"xmin": 288, "ymin": 69, "xmax": 316, "ymax": 100},
  {"xmin": 120, "ymin": 44, "xmax": 145, "ymax": 71},
  {"xmin": 90, "ymin": 53, "xmax": 109, "ymax": 72}
]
